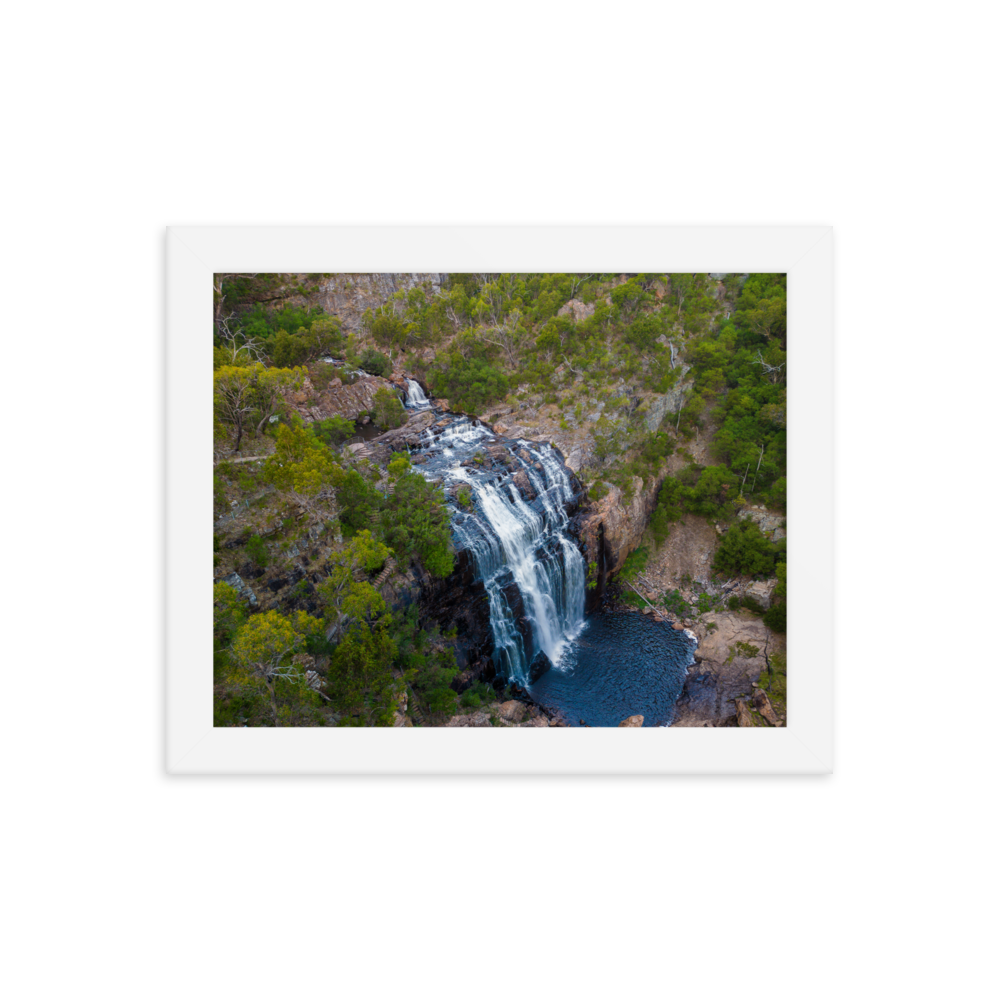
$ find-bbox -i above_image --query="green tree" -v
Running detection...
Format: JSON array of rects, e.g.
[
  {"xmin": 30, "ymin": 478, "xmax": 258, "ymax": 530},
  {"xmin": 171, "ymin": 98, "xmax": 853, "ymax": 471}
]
[
  {"xmin": 371, "ymin": 387, "xmax": 406, "ymax": 429},
  {"xmin": 712, "ymin": 520, "xmax": 778, "ymax": 577},
  {"xmin": 229, "ymin": 610, "xmax": 324, "ymax": 725}
]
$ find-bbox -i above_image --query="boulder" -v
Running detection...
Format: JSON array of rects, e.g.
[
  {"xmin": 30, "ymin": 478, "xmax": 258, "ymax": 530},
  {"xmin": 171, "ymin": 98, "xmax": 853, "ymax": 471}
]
[
  {"xmin": 735, "ymin": 700, "xmax": 754, "ymax": 727},
  {"xmin": 744, "ymin": 580, "xmax": 775, "ymax": 610},
  {"xmin": 557, "ymin": 298, "xmax": 596, "ymax": 323},
  {"xmin": 618, "ymin": 715, "xmax": 644, "ymax": 727},
  {"xmin": 752, "ymin": 688, "xmax": 780, "ymax": 726},
  {"xmin": 528, "ymin": 650, "xmax": 553, "ymax": 683},
  {"xmin": 497, "ymin": 700, "xmax": 528, "ymax": 724},
  {"xmin": 512, "ymin": 469, "xmax": 536, "ymax": 501}
]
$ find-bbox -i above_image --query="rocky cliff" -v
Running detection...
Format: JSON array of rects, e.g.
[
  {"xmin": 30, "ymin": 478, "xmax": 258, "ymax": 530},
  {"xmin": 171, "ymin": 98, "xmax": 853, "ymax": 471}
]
[{"xmin": 274, "ymin": 273, "xmax": 445, "ymax": 331}]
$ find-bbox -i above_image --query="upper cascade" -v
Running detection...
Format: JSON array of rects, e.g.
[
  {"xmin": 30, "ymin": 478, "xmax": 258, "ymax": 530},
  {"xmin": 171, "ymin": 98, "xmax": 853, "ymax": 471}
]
[{"xmin": 404, "ymin": 378, "xmax": 430, "ymax": 409}]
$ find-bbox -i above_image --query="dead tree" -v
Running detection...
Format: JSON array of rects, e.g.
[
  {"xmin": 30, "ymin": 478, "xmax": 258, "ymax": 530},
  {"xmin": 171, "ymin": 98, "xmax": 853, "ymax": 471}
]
[{"xmin": 752, "ymin": 350, "xmax": 785, "ymax": 383}]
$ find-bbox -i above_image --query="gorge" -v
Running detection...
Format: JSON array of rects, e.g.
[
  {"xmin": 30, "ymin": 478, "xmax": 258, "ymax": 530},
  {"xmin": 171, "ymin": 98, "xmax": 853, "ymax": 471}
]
[{"xmin": 399, "ymin": 387, "xmax": 697, "ymax": 726}]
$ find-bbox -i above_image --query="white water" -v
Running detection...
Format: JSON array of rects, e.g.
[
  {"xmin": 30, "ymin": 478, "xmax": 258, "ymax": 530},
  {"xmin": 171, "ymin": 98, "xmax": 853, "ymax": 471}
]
[
  {"xmin": 416, "ymin": 415, "xmax": 586, "ymax": 685},
  {"xmin": 404, "ymin": 379, "xmax": 430, "ymax": 409}
]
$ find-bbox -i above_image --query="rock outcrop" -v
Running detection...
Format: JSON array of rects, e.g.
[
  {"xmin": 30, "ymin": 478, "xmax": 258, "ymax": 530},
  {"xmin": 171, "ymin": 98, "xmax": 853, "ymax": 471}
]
[
  {"xmin": 275, "ymin": 273, "xmax": 445, "ymax": 331},
  {"xmin": 288, "ymin": 374, "xmax": 403, "ymax": 424},
  {"xmin": 671, "ymin": 611, "xmax": 783, "ymax": 727},
  {"xmin": 575, "ymin": 475, "xmax": 664, "ymax": 608},
  {"xmin": 618, "ymin": 714, "xmax": 644, "ymax": 727},
  {"xmin": 737, "ymin": 505, "xmax": 786, "ymax": 541}
]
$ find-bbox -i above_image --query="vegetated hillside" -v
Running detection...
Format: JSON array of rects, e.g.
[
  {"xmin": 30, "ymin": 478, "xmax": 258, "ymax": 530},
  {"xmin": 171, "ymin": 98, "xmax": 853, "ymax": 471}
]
[{"xmin": 211, "ymin": 272, "xmax": 788, "ymax": 728}]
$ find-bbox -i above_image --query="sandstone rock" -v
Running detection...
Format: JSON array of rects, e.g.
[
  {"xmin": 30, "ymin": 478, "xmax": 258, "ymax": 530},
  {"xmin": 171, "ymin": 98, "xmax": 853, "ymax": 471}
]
[
  {"xmin": 735, "ymin": 700, "xmax": 754, "ymax": 727},
  {"xmin": 744, "ymin": 580, "xmax": 775, "ymax": 610},
  {"xmin": 497, "ymin": 700, "xmax": 527, "ymax": 723},
  {"xmin": 512, "ymin": 469, "xmax": 536, "ymax": 501},
  {"xmin": 618, "ymin": 715, "xmax": 644, "ymax": 727},
  {"xmin": 557, "ymin": 298, "xmax": 596, "ymax": 323},
  {"xmin": 752, "ymin": 688, "xmax": 780, "ymax": 726}
]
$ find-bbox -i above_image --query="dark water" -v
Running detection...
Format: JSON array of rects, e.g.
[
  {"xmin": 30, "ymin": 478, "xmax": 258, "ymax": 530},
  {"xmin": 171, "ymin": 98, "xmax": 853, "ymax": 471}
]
[{"xmin": 528, "ymin": 612, "xmax": 695, "ymax": 727}]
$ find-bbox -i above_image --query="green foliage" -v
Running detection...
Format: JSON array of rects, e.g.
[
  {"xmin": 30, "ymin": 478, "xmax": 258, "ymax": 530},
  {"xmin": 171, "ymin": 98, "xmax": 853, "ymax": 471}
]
[
  {"xmin": 619, "ymin": 546, "xmax": 649, "ymax": 583},
  {"xmin": 238, "ymin": 303, "xmax": 325, "ymax": 341},
  {"xmin": 588, "ymin": 481, "xmax": 608, "ymax": 501},
  {"xmin": 763, "ymin": 603, "xmax": 786, "ymax": 632},
  {"xmin": 695, "ymin": 592, "xmax": 716, "ymax": 614},
  {"xmin": 326, "ymin": 620, "xmax": 399, "ymax": 726},
  {"xmin": 586, "ymin": 561, "xmax": 599, "ymax": 591},
  {"xmin": 371, "ymin": 387, "xmax": 406, "ymax": 429},
  {"xmin": 245, "ymin": 534, "xmax": 269, "ymax": 568},
  {"xmin": 712, "ymin": 520, "xmax": 779, "ymax": 577},
  {"xmin": 310, "ymin": 415, "xmax": 356, "ymax": 446},
  {"xmin": 460, "ymin": 690, "xmax": 481, "ymax": 709},
  {"xmin": 380, "ymin": 472, "xmax": 454, "ymax": 577},
  {"xmin": 427, "ymin": 353, "xmax": 509, "ymax": 414},
  {"xmin": 357, "ymin": 347, "xmax": 392, "ymax": 377},
  {"xmin": 271, "ymin": 329, "xmax": 311, "ymax": 368},
  {"xmin": 387, "ymin": 452, "xmax": 412, "ymax": 478},
  {"xmin": 213, "ymin": 582, "xmax": 246, "ymax": 641},
  {"xmin": 661, "ymin": 589, "xmax": 690, "ymax": 617}
]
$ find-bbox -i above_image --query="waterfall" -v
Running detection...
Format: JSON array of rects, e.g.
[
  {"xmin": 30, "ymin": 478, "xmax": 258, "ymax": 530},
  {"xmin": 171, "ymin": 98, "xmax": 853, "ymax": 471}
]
[
  {"xmin": 416, "ymin": 414, "xmax": 586, "ymax": 686},
  {"xmin": 404, "ymin": 378, "xmax": 430, "ymax": 409}
]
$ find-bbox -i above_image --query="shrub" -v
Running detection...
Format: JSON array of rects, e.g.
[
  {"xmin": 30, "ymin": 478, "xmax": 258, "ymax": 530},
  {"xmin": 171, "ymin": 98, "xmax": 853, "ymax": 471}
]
[
  {"xmin": 619, "ymin": 546, "xmax": 649, "ymax": 583},
  {"xmin": 588, "ymin": 481, "xmax": 608, "ymax": 501},
  {"xmin": 712, "ymin": 520, "xmax": 778, "ymax": 577},
  {"xmin": 311, "ymin": 415, "xmax": 356, "ymax": 445},
  {"xmin": 357, "ymin": 347, "xmax": 392, "ymax": 377},
  {"xmin": 763, "ymin": 603, "xmax": 786, "ymax": 633},
  {"xmin": 246, "ymin": 534, "xmax": 269, "ymax": 568},
  {"xmin": 371, "ymin": 387, "xmax": 407, "ymax": 429},
  {"xmin": 662, "ymin": 590, "xmax": 690, "ymax": 617}
]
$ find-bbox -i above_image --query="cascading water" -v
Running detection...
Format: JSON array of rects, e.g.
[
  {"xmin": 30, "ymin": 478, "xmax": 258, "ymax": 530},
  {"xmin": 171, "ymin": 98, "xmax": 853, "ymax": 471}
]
[
  {"xmin": 414, "ymin": 414, "xmax": 586, "ymax": 685},
  {"xmin": 404, "ymin": 379, "xmax": 430, "ymax": 409},
  {"xmin": 408, "ymin": 392, "xmax": 695, "ymax": 725}
]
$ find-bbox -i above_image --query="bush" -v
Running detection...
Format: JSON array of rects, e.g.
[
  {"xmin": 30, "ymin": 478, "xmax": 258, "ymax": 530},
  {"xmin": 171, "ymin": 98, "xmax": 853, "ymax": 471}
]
[
  {"xmin": 427, "ymin": 355, "xmax": 509, "ymax": 414},
  {"xmin": 246, "ymin": 534, "xmax": 269, "ymax": 568},
  {"xmin": 371, "ymin": 387, "xmax": 406, "ymax": 429},
  {"xmin": 588, "ymin": 480, "xmax": 608, "ymax": 501},
  {"xmin": 619, "ymin": 546, "xmax": 649, "ymax": 583},
  {"xmin": 357, "ymin": 347, "xmax": 392, "ymax": 377},
  {"xmin": 712, "ymin": 520, "xmax": 778, "ymax": 577},
  {"xmin": 662, "ymin": 589, "xmax": 690, "ymax": 617},
  {"xmin": 460, "ymin": 691, "xmax": 481, "ymax": 709},
  {"xmin": 763, "ymin": 602, "xmax": 786, "ymax": 632},
  {"xmin": 311, "ymin": 415, "xmax": 355, "ymax": 445}
]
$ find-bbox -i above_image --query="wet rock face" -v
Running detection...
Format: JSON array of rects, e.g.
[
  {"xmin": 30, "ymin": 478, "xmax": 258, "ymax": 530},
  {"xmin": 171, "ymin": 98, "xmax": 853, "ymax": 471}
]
[
  {"xmin": 574, "ymin": 474, "xmax": 665, "ymax": 608},
  {"xmin": 528, "ymin": 650, "xmax": 554, "ymax": 683}
]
